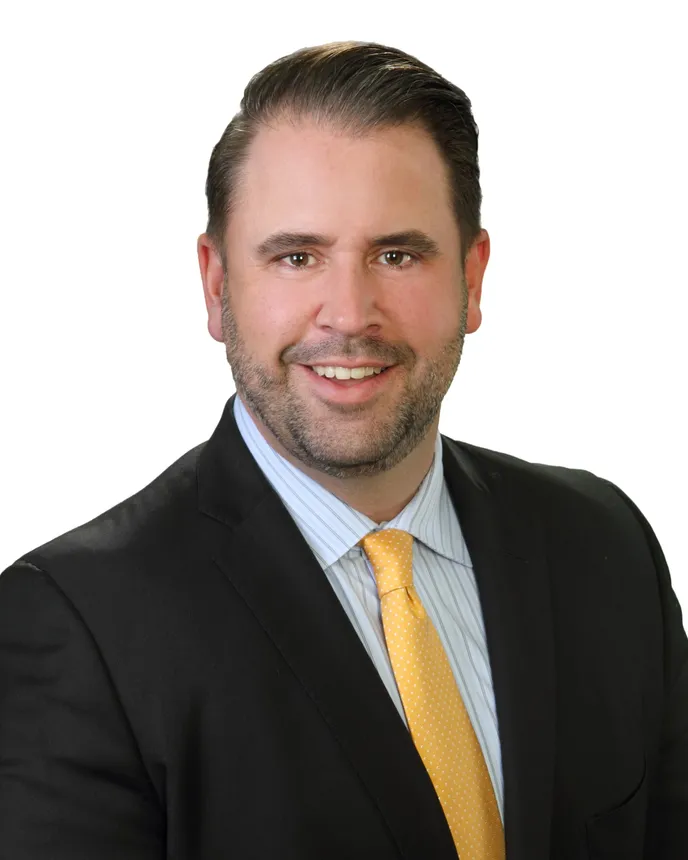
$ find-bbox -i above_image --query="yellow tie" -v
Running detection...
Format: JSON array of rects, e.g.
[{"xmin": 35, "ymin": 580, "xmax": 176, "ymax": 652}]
[{"xmin": 359, "ymin": 528, "xmax": 505, "ymax": 860}]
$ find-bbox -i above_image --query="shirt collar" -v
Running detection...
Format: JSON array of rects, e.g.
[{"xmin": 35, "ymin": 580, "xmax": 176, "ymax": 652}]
[{"xmin": 233, "ymin": 393, "xmax": 464, "ymax": 569}]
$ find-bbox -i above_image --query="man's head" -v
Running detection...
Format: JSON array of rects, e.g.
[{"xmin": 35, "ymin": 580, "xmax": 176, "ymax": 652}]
[{"xmin": 197, "ymin": 41, "xmax": 490, "ymax": 480}]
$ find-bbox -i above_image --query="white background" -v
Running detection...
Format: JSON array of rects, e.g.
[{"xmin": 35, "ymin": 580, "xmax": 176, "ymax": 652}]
[{"xmin": 1, "ymin": 2, "xmax": 686, "ymax": 616}]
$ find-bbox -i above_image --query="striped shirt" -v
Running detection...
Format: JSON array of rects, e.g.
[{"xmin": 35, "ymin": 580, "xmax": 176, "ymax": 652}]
[{"xmin": 233, "ymin": 394, "xmax": 504, "ymax": 820}]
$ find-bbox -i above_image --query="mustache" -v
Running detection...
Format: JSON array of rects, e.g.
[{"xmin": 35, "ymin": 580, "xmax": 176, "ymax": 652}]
[{"xmin": 283, "ymin": 339, "xmax": 412, "ymax": 367}]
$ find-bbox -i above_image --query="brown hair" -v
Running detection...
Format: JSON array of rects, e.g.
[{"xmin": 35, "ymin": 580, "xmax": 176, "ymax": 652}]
[{"xmin": 204, "ymin": 41, "xmax": 482, "ymax": 269}]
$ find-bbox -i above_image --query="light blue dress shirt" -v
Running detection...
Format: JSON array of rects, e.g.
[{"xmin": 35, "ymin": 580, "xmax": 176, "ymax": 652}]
[{"xmin": 233, "ymin": 393, "xmax": 504, "ymax": 821}]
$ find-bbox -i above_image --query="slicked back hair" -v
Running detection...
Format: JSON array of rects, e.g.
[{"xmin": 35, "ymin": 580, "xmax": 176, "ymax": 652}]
[{"xmin": 204, "ymin": 41, "xmax": 482, "ymax": 271}]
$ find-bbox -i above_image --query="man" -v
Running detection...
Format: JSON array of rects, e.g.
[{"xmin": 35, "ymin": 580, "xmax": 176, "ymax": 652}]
[{"xmin": 1, "ymin": 40, "xmax": 686, "ymax": 860}]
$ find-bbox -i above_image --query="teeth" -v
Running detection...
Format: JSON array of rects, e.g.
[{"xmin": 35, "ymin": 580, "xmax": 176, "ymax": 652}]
[{"xmin": 311, "ymin": 365, "xmax": 385, "ymax": 379}]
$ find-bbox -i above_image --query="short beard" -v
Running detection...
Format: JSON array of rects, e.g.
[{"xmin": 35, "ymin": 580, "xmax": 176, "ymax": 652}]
[{"xmin": 220, "ymin": 273, "xmax": 467, "ymax": 479}]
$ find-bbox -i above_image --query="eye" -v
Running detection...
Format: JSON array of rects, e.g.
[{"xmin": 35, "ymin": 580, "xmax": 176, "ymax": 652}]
[
  {"xmin": 276, "ymin": 251, "xmax": 317, "ymax": 269},
  {"xmin": 377, "ymin": 250, "xmax": 417, "ymax": 268}
]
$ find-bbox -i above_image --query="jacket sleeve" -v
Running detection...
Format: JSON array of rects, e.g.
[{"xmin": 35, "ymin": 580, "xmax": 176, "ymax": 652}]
[
  {"xmin": 601, "ymin": 479, "xmax": 688, "ymax": 858},
  {"xmin": 0, "ymin": 561, "xmax": 164, "ymax": 859}
]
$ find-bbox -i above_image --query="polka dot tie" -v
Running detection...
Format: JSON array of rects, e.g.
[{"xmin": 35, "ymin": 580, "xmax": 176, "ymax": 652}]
[{"xmin": 359, "ymin": 529, "xmax": 505, "ymax": 860}]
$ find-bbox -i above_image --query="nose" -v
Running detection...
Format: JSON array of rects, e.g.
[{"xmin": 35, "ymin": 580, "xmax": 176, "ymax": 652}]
[{"xmin": 314, "ymin": 264, "xmax": 380, "ymax": 337}]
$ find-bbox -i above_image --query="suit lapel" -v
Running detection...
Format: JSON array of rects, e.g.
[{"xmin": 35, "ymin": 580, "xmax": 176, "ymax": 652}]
[
  {"xmin": 441, "ymin": 436, "xmax": 556, "ymax": 860},
  {"xmin": 198, "ymin": 396, "xmax": 556, "ymax": 859}
]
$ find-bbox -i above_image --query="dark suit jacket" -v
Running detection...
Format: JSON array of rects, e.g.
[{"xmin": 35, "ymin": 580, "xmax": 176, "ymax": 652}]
[{"xmin": 1, "ymin": 393, "xmax": 687, "ymax": 859}]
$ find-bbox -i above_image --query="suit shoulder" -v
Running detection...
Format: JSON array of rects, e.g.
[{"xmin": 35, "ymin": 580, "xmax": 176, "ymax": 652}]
[
  {"xmin": 9, "ymin": 441, "xmax": 208, "ymax": 574},
  {"xmin": 442, "ymin": 433, "xmax": 634, "ymax": 519}
]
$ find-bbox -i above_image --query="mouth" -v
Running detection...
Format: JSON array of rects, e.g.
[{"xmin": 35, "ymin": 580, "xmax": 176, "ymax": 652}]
[{"xmin": 297, "ymin": 363, "xmax": 397, "ymax": 405}]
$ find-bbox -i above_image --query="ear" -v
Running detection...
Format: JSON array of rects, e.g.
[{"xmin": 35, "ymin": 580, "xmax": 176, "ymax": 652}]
[
  {"xmin": 464, "ymin": 229, "xmax": 490, "ymax": 335},
  {"xmin": 197, "ymin": 233, "xmax": 225, "ymax": 343}
]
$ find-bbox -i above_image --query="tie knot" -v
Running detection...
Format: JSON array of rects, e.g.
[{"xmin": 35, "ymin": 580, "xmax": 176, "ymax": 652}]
[{"xmin": 358, "ymin": 528, "xmax": 414, "ymax": 598}]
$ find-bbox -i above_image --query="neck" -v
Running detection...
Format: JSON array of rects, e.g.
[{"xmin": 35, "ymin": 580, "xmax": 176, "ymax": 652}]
[{"xmin": 242, "ymin": 401, "xmax": 439, "ymax": 524}]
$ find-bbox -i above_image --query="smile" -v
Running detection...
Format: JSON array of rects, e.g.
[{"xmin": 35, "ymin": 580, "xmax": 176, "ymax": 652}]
[{"xmin": 297, "ymin": 363, "xmax": 397, "ymax": 405}]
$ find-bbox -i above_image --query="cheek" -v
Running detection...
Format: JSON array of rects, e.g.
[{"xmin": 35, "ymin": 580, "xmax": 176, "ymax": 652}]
[
  {"xmin": 239, "ymin": 293, "xmax": 308, "ymax": 360},
  {"xmin": 398, "ymin": 292, "xmax": 459, "ymax": 354}
]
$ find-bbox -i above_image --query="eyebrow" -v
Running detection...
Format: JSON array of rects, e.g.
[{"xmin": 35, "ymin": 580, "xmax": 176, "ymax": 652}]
[{"xmin": 253, "ymin": 229, "xmax": 442, "ymax": 260}]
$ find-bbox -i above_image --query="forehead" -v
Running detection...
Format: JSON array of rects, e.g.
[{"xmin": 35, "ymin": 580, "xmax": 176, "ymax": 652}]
[
  {"xmin": 245, "ymin": 116, "xmax": 446, "ymax": 168},
  {"xmin": 231, "ymin": 118, "xmax": 455, "ymax": 230}
]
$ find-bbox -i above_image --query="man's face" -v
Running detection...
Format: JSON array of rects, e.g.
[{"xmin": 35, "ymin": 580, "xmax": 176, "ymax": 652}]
[{"xmin": 201, "ymin": 118, "xmax": 487, "ymax": 479}]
